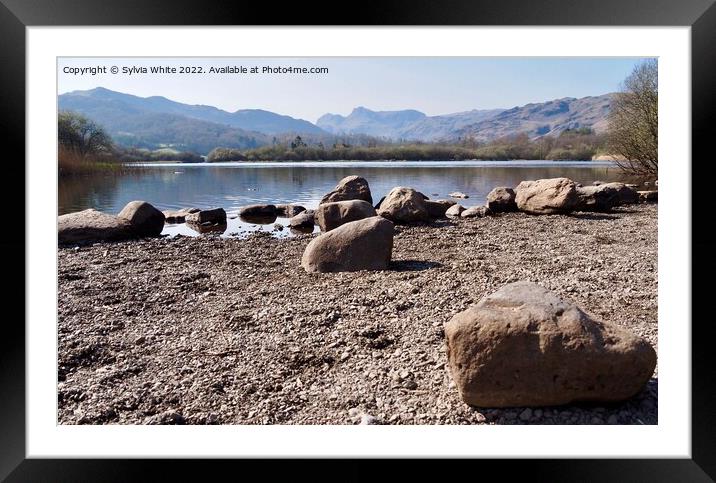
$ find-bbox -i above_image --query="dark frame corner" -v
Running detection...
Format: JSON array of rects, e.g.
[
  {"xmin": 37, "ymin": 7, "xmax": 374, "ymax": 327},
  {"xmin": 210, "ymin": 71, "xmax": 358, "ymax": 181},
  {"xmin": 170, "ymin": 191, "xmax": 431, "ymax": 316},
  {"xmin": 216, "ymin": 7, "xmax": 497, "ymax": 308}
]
[{"xmin": 3, "ymin": 0, "xmax": 715, "ymax": 480}]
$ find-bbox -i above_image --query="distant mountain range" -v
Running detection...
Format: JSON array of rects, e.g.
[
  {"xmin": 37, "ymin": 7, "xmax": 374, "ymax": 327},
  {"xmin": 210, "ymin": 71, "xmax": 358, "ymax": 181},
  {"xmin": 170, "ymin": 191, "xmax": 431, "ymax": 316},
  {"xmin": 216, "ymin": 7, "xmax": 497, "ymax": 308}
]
[
  {"xmin": 317, "ymin": 107, "xmax": 505, "ymax": 141},
  {"xmin": 318, "ymin": 95, "xmax": 612, "ymax": 142},
  {"xmin": 58, "ymin": 87, "xmax": 614, "ymax": 154},
  {"xmin": 455, "ymin": 94, "xmax": 613, "ymax": 141}
]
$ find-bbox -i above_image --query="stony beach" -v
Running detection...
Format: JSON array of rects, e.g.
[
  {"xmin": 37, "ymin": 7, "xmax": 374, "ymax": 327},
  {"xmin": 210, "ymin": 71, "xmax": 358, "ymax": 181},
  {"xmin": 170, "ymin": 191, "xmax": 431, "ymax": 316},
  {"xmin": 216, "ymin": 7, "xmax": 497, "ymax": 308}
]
[{"xmin": 58, "ymin": 202, "xmax": 657, "ymax": 425}]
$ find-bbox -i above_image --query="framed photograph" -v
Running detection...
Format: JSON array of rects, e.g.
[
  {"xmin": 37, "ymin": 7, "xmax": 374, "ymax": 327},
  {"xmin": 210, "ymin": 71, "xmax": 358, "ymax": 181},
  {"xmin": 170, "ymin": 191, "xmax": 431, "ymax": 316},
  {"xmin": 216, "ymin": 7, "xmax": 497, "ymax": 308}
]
[{"xmin": 5, "ymin": 0, "xmax": 716, "ymax": 479}]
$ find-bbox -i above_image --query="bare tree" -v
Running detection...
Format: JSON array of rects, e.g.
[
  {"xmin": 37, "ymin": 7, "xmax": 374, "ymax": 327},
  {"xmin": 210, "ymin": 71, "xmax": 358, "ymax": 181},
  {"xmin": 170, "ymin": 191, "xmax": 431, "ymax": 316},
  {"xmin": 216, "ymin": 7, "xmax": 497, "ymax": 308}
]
[
  {"xmin": 606, "ymin": 59, "xmax": 658, "ymax": 176},
  {"xmin": 58, "ymin": 111, "xmax": 113, "ymax": 156}
]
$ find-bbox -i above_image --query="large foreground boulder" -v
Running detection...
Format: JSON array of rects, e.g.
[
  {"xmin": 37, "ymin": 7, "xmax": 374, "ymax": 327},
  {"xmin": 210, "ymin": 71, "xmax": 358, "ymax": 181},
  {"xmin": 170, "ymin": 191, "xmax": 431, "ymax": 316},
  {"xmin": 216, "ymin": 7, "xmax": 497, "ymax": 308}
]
[
  {"xmin": 424, "ymin": 199, "xmax": 456, "ymax": 218},
  {"xmin": 445, "ymin": 281, "xmax": 657, "ymax": 407},
  {"xmin": 117, "ymin": 201, "xmax": 165, "ymax": 236},
  {"xmin": 320, "ymin": 176, "xmax": 373, "ymax": 205},
  {"xmin": 58, "ymin": 209, "xmax": 134, "ymax": 244},
  {"xmin": 315, "ymin": 200, "xmax": 376, "ymax": 232},
  {"xmin": 301, "ymin": 216, "xmax": 394, "ymax": 273},
  {"xmin": 515, "ymin": 177, "xmax": 578, "ymax": 215},
  {"xmin": 486, "ymin": 187, "xmax": 517, "ymax": 213},
  {"xmin": 377, "ymin": 187, "xmax": 430, "ymax": 223}
]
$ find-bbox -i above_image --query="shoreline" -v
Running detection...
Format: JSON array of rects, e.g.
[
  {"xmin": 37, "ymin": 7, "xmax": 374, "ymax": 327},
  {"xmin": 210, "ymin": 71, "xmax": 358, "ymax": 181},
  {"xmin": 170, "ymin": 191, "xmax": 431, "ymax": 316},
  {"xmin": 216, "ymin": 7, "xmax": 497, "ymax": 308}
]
[{"xmin": 58, "ymin": 204, "xmax": 657, "ymax": 425}]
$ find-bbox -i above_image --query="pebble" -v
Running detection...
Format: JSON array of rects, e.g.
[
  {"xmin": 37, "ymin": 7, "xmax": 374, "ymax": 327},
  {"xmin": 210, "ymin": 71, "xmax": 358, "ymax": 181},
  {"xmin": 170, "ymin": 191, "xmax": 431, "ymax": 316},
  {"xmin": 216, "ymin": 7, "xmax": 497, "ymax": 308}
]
[
  {"xmin": 360, "ymin": 414, "xmax": 380, "ymax": 425},
  {"xmin": 519, "ymin": 408, "xmax": 532, "ymax": 421},
  {"xmin": 402, "ymin": 380, "xmax": 418, "ymax": 390}
]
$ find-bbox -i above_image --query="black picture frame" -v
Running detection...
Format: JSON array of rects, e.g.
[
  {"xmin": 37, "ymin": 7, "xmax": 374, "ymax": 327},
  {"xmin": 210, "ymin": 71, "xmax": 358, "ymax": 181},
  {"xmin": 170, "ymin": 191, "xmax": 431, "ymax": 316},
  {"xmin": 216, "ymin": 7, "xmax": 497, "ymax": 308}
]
[{"xmin": 3, "ymin": 0, "xmax": 715, "ymax": 480}]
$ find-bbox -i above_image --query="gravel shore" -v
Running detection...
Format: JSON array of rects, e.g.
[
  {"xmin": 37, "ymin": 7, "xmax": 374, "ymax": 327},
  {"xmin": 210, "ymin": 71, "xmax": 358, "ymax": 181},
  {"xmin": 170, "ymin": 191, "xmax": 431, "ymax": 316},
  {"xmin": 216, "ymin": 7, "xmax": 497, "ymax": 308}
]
[{"xmin": 58, "ymin": 204, "xmax": 657, "ymax": 425}]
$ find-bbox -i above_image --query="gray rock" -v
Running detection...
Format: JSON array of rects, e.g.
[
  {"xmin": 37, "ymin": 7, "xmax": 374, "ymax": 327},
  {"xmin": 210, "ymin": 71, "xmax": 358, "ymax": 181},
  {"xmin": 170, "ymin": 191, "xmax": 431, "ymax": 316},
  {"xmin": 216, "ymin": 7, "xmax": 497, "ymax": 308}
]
[
  {"xmin": 275, "ymin": 204, "xmax": 306, "ymax": 218},
  {"xmin": 301, "ymin": 216, "xmax": 394, "ymax": 273},
  {"xmin": 575, "ymin": 185, "xmax": 621, "ymax": 212},
  {"xmin": 486, "ymin": 187, "xmax": 517, "ymax": 213},
  {"xmin": 461, "ymin": 205, "xmax": 492, "ymax": 218},
  {"xmin": 377, "ymin": 186, "xmax": 430, "ymax": 223},
  {"xmin": 320, "ymin": 175, "xmax": 373, "ymax": 205},
  {"xmin": 445, "ymin": 281, "xmax": 657, "ymax": 407},
  {"xmin": 117, "ymin": 201, "xmax": 165, "ymax": 237},
  {"xmin": 185, "ymin": 208, "xmax": 227, "ymax": 225},
  {"xmin": 58, "ymin": 209, "xmax": 134, "ymax": 244},
  {"xmin": 601, "ymin": 182, "xmax": 639, "ymax": 205},
  {"xmin": 289, "ymin": 210, "xmax": 315, "ymax": 231},
  {"xmin": 239, "ymin": 204, "xmax": 277, "ymax": 217},
  {"xmin": 445, "ymin": 204, "xmax": 466, "ymax": 218},
  {"xmin": 424, "ymin": 199, "xmax": 456, "ymax": 218},
  {"xmin": 638, "ymin": 190, "xmax": 658, "ymax": 203},
  {"xmin": 515, "ymin": 177, "xmax": 578, "ymax": 214},
  {"xmin": 163, "ymin": 207, "xmax": 200, "ymax": 224},
  {"xmin": 315, "ymin": 200, "xmax": 377, "ymax": 232},
  {"xmin": 449, "ymin": 192, "xmax": 469, "ymax": 199},
  {"xmin": 519, "ymin": 408, "xmax": 532, "ymax": 421}
]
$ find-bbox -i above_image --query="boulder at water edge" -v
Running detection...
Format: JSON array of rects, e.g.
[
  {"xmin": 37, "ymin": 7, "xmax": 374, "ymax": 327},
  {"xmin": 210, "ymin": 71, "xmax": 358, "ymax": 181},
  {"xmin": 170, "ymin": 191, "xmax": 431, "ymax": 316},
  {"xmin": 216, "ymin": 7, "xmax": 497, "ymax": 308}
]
[
  {"xmin": 163, "ymin": 207, "xmax": 200, "ymax": 224},
  {"xmin": 239, "ymin": 204, "xmax": 277, "ymax": 217},
  {"xmin": 424, "ymin": 199, "xmax": 456, "ymax": 218},
  {"xmin": 445, "ymin": 204, "xmax": 465, "ymax": 218},
  {"xmin": 315, "ymin": 200, "xmax": 376, "ymax": 232},
  {"xmin": 289, "ymin": 210, "xmax": 315, "ymax": 231},
  {"xmin": 486, "ymin": 187, "xmax": 517, "ymax": 213},
  {"xmin": 275, "ymin": 204, "xmax": 306, "ymax": 218},
  {"xmin": 185, "ymin": 208, "xmax": 227, "ymax": 225},
  {"xmin": 575, "ymin": 185, "xmax": 621, "ymax": 212},
  {"xmin": 445, "ymin": 281, "xmax": 657, "ymax": 407},
  {"xmin": 377, "ymin": 186, "xmax": 430, "ymax": 223},
  {"xmin": 601, "ymin": 182, "xmax": 639, "ymax": 205},
  {"xmin": 301, "ymin": 216, "xmax": 394, "ymax": 273},
  {"xmin": 320, "ymin": 175, "xmax": 373, "ymax": 205},
  {"xmin": 59, "ymin": 209, "xmax": 135, "ymax": 244},
  {"xmin": 515, "ymin": 177, "xmax": 578, "ymax": 215},
  {"xmin": 117, "ymin": 201, "xmax": 165, "ymax": 237}
]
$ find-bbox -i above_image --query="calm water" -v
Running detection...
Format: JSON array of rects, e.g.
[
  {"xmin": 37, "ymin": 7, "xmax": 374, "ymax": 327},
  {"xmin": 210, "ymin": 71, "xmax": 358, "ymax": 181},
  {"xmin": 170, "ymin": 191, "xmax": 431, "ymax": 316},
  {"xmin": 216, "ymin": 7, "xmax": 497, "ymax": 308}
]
[{"xmin": 59, "ymin": 160, "xmax": 638, "ymax": 238}]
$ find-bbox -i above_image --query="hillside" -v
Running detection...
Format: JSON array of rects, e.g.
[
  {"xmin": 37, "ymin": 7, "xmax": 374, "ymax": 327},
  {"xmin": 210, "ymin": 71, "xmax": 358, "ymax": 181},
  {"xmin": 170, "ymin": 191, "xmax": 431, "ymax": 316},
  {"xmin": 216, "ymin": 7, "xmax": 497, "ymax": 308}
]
[
  {"xmin": 318, "ymin": 94, "xmax": 612, "ymax": 142},
  {"xmin": 455, "ymin": 94, "xmax": 613, "ymax": 141}
]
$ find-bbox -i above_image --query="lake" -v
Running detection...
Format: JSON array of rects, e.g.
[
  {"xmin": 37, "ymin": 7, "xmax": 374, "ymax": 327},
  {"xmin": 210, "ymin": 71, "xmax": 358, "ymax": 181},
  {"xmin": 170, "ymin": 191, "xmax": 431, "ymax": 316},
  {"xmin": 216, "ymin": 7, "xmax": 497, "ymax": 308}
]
[{"xmin": 58, "ymin": 160, "xmax": 639, "ymax": 238}]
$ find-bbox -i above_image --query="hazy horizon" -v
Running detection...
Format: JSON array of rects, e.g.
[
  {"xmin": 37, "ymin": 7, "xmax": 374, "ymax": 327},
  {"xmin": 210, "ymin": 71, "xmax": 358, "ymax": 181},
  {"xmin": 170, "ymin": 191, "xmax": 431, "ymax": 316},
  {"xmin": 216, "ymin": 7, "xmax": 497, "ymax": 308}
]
[{"xmin": 58, "ymin": 57, "xmax": 648, "ymax": 123}]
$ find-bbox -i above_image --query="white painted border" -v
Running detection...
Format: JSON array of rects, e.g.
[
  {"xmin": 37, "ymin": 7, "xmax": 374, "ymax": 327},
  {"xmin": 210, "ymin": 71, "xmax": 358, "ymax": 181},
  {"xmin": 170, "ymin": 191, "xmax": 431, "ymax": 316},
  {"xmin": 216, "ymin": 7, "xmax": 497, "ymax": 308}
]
[{"xmin": 27, "ymin": 26, "xmax": 690, "ymax": 458}]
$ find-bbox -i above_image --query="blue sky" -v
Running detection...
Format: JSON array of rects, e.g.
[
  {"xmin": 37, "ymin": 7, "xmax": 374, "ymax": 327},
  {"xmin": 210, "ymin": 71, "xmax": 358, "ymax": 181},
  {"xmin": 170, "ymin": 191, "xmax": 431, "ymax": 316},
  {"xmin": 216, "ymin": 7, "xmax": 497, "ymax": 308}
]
[{"xmin": 58, "ymin": 57, "xmax": 647, "ymax": 123}]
